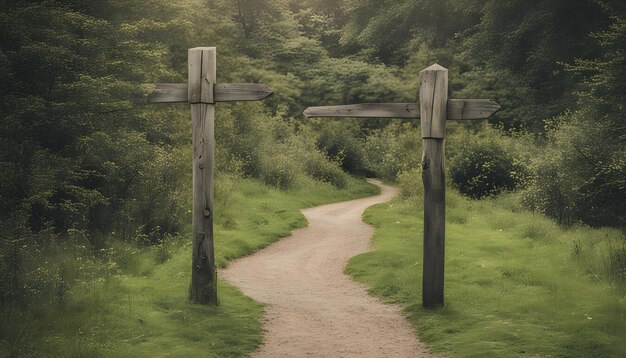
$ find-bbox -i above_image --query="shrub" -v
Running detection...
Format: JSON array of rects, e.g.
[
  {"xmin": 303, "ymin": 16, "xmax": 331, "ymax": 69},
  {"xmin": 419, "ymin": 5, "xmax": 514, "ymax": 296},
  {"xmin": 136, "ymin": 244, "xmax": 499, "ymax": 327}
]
[
  {"xmin": 216, "ymin": 103, "xmax": 351, "ymax": 190},
  {"xmin": 304, "ymin": 152, "xmax": 348, "ymax": 188},
  {"xmin": 450, "ymin": 130, "xmax": 528, "ymax": 199},
  {"xmin": 313, "ymin": 121, "xmax": 368, "ymax": 176},
  {"xmin": 364, "ymin": 123, "xmax": 421, "ymax": 181},
  {"xmin": 259, "ymin": 150, "xmax": 302, "ymax": 190},
  {"xmin": 522, "ymin": 112, "xmax": 626, "ymax": 228},
  {"xmin": 397, "ymin": 168, "xmax": 423, "ymax": 199},
  {"xmin": 521, "ymin": 17, "xmax": 626, "ymax": 230}
]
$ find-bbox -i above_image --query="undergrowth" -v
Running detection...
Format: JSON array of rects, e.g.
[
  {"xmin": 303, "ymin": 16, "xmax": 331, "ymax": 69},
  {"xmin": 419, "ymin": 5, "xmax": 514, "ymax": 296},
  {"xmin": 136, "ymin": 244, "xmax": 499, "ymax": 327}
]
[{"xmin": 0, "ymin": 176, "xmax": 377, "ymax": 357}]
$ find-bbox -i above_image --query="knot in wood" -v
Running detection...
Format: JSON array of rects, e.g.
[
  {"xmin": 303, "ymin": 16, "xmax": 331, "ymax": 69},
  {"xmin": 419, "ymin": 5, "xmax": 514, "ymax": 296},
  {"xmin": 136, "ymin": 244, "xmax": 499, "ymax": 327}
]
[
  {"xmin": 204, "ymin": 209, "xmax": 210, "ymax": 217},
  {"xmin": 422, "ymin": 158, "xmax": 430, "ymax": 170}
]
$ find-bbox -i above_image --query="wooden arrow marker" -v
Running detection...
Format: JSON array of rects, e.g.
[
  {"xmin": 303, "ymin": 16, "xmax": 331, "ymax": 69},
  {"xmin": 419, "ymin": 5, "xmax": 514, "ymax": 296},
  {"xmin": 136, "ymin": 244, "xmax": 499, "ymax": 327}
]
[
  {"xmin": 135, "ymin": 47, "xmax": 272, "ymax": 306},
  {"xmin": 136, "ymin": 83, "xmax": 273, "ymax": 103},
  {"xmin": 304, "ymin": 64, "xmax": 501, "ymax": 308},
  {"xmin": 303, "ymin": 99, "xmax": 500, "ymax": 120}
]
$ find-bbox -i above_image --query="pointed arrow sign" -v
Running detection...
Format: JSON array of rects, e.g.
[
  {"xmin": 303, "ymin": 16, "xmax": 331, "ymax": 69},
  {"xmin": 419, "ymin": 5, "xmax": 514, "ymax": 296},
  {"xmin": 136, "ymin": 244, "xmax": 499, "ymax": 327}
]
[
  {"xmin": 303, "ymin": 99, "xmax": 500, "ymax": 120},
  {"xmin": 134, "ymin": 83, "xmax": 273, "ymax": 103}
]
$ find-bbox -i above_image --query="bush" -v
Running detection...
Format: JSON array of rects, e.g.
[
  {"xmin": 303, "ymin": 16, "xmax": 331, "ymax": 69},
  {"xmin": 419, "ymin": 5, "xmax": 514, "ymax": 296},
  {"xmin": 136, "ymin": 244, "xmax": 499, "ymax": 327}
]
[
  {"xmin": 259, "ymin": 150, "xmax": 302, "ymax": 190},
  {"xmin": 397, "ymin": 168, "xmax": 422, "ymax": 199},
  {"xmin": 364, "ymin": 123, "xmax": 421, "ymax": 181},
  {"xmin": 450, "ymin": 129, "xmax": 528, "ymax": 199},
  {"xmin": 216, "ymin": 103, "xmax": 351, "ymax": 190},
  {"xmin": 304, "ymin": 152, "xmax": 348, "ymax": 189},
  {"xmin": 313, "ymin": 121, "xmax": 368, "ymax": 176},
  {"xmin": 522, "ymin": 16, "xmax": 626, "ymax": 230},
  {"xmin": 522, "ymin": 112, "xmax": 626, "ymax": 228}
]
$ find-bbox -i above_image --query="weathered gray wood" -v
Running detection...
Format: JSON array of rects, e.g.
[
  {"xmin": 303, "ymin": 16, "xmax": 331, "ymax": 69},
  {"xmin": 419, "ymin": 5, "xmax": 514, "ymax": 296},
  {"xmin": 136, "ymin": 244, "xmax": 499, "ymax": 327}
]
[
  {"xmin": 421, "ymin": 139, "xmax": 445, "ymax": 308},
  {"xmin": 188, "ymin": 48, "xmax": 203, "ymax": 103},
  {"xmin": 420, "ymin": 64, "xmax": 447, "ymax": 308},
  {"xmin": 214, "ymin": 83, "xmax": 273, "ymax": 102},
  {"xmin": 189, "ymin": 48, "xmax": 217, "ymax": 305},
  {"xmin": 447, "ymin": 99, "xmax": 500, "ymax": 120},
  {"xmin": 143, "ymin": 83, "xmax": 187, "ymax": 103},
  {"xmin": 136, "ymin": 83, "xmax": 273, "ymax": 103},
  {"xmin": 134, "ymin": 46, "xmax": 273, "ymax": 307},
  {"xmin": 303, "ymin": 100, "xmax": 500, "ymax": 120},
  {"xmin": 200, "ymin": 48, "xmax": 215, "ymax": 104},
  {"xmin": 304, "ymin": 103, "xmax": 418, "ymax": 118},
  {"xmin": 420, "ymin": 64, "xmax": 448, "ymax": 138}
]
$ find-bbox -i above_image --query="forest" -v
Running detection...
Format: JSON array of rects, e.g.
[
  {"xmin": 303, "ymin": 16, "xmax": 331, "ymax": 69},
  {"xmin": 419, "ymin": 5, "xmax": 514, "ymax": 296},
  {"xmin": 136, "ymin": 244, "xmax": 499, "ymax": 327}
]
[{"xmin": 1, "ymin": 0, "xmax": 625, "ymax": 356}]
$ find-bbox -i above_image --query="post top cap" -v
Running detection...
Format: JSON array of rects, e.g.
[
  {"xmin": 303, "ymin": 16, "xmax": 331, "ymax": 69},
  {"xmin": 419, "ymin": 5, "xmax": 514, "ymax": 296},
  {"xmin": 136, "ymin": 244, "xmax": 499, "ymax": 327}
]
[{"xmin": 420, "ymin": 63, "xmax": 447, "ymax": 72}]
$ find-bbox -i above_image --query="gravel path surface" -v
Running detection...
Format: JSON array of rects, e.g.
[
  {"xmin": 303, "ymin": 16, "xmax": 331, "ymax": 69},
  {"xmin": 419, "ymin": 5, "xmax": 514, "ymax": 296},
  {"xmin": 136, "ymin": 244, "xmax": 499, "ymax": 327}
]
[{"xmin": 221, "ymin": 179, "xmax": 433, "ymax": 357}]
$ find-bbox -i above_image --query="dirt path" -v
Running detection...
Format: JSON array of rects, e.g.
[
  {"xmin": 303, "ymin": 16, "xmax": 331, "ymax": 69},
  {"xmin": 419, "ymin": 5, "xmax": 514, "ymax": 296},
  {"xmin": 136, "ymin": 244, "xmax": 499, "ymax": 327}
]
[{"xmin": 221, "ymin": 179, "xmax": 432, "ymax": 357}]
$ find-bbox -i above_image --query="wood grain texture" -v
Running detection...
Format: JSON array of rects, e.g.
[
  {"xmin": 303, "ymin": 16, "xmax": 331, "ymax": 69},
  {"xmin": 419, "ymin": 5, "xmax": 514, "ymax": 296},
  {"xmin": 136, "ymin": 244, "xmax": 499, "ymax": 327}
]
[
  {"xmin": 447, "ymin": 99, "xmax": 501, "ymax": 120},
  {"xmin": 188, "ymin": 49, "xmax": 202, "ymax": 103},
  {"xmin": 304, "ymin": 103, "xmax": 418, "ymax": 118},
  {"xmin": 303, "ymin": 100, "xmax": 500, "ymax": 120},
  {"xmin": 189, "ymin": 102, "xmax": 217, "ymax": 305},
  {"xmin": 420, "ymin": 64, "xmax": 447, "ymax": 308},
  {"xmin": 188, "ymin": 48, "xmax": 217, "ymax": 305},
  {"xmin": 200, "ymin": 48, "xmax": 215, "ymax": 104},
  {"xmin": 214, "ymin": 83, "xmax": 273, "ymax": 101},
  {"xmin": 135, "ymin": 83, "xmax": 273, "ymax": 103},
  {"xmin": 420, "ymin": 64, "xmax": 448, "ymax": 138},
  {"xmin": 421, "ymin": 138, "xmax": 445, "ymax": 308},
  {"xmin": 188, "ymin": 47, "xmax": 215, "ymax": 104}
]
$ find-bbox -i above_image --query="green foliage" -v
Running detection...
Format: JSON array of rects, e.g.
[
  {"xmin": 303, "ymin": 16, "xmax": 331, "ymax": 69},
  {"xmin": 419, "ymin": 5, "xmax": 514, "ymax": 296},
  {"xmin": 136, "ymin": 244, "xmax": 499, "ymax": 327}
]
[
  {"xmin": 364, "ymin": 123, "xmax": 421, "ymax": 181},
  {"xmin": 216, "ymin": 103, "xmax": 350, "ymax": 189},
  {"xmin": 301, "ymin": 57, "xmax": 409, "ymax": 108},
  {"xmin": 0, "ymin": 0, "xmax": 186, "ymax": 239},
  {"xmin": 336, "ymin": 0, "xmax": 625, "ymax": 131},
  {"xmin": 347, "ymin": 191, "xmax": 626, "ymax": 357},
  {"xmin": 2, "ymin": 0, "xmax": 626, "ymax": 356},
  {"xmin": 523, "ymin": 16, "xmax": 626, "ymax": 229},
  {"xmin": 449, "ymin": 127, "xmax": 529, "ymax": 199},
  {"xmin": 523, "ymin": 112, "xmax": 626, "ymax": 228},
  {"xmin": 309, "ymin": 121, "xmax": 369, "ymax": 175},
  {"xmin": 0, "ymin": 176, "xmax": 376, "ymax": 356},
  {"xmin": 397, "ymin": 167, "xmax": 423, "ymax": 199},
  {"xmin": 340, "ymin": 0, "xmax": 479, "ymax": 64}
]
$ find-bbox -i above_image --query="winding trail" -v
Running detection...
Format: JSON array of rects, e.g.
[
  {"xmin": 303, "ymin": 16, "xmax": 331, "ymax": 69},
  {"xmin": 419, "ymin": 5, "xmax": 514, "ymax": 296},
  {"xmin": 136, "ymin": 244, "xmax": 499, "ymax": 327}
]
[{"xmin": 221, "ymin": 179, "xmax": 432, "ymax": 357}]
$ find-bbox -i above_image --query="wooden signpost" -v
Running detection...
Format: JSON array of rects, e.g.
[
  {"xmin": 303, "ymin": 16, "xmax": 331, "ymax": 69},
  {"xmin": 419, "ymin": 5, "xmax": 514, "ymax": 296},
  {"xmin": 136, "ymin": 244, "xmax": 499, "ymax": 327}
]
[
  {"xmin": 304, "ymin": 64, "xmax": 500, "ymax": 308},
  {"xmin": 136, "ymin": 47, "xmax": 272, "ymax": 305}
]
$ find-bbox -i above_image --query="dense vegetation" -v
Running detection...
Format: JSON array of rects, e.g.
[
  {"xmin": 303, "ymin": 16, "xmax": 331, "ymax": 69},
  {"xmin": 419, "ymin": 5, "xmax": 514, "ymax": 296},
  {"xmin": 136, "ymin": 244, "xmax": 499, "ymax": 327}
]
[{"xmin": 1, "ymin": 0, "xmax": 625, "ymax": 356}]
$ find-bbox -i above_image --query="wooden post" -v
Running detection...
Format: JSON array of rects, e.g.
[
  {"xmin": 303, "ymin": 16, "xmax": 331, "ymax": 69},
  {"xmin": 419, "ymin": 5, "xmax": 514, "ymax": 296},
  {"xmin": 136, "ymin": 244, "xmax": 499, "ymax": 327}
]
[
  {"xmin": 188, "ymin": 47, "xmax": 217, "ymax": 304},
  {"xmin": 133, "ymin": 47, "xmax": 272, "ymax": 306},
  {"xmin": 303, "ymin": 65, "xmax": 500, "ymax": 308},
  {"xmin": 420, "ymin": 64, "xmax": 447, "ymax": 308}
]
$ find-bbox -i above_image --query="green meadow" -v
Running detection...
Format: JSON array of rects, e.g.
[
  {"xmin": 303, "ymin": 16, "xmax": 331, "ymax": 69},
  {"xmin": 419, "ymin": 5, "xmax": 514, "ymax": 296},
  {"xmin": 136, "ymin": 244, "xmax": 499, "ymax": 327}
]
[
  {"xmin": 0, "ymin": 177, "xmax": 377, "ymax": 357},
  {"xmin": 347, "ymin": 190, "xmax": 626, "ymax": 357}
]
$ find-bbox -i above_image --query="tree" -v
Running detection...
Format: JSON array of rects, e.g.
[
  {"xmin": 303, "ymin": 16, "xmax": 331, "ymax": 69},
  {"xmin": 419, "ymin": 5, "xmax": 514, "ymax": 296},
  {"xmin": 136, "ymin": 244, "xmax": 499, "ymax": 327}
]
[{"xmin": 523, "ymin": 15, "xmax": 626, "ymax": 228}]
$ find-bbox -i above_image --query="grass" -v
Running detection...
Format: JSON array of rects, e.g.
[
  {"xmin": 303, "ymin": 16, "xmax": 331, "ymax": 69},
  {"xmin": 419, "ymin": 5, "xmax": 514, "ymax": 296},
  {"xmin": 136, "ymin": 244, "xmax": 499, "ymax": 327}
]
[
  {"xmin": 346, "ymin": 189, "xmax": 626, "ymax": 357},
  {"xmin": 0, "ymin": 176, "xmax": 377, "ymax": 357}
]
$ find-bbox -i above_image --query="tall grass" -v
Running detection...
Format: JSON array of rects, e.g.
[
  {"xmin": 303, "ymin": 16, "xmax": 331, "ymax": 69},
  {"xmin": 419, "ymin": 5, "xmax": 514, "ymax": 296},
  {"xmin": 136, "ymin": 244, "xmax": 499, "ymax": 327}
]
[
  {"xmin": 0, "ymin": 176, "xmax": 377, "ymax": 357},
  {"xmin": 347, "ymin": 188, "xmax": 626, "ymax": 357}
]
